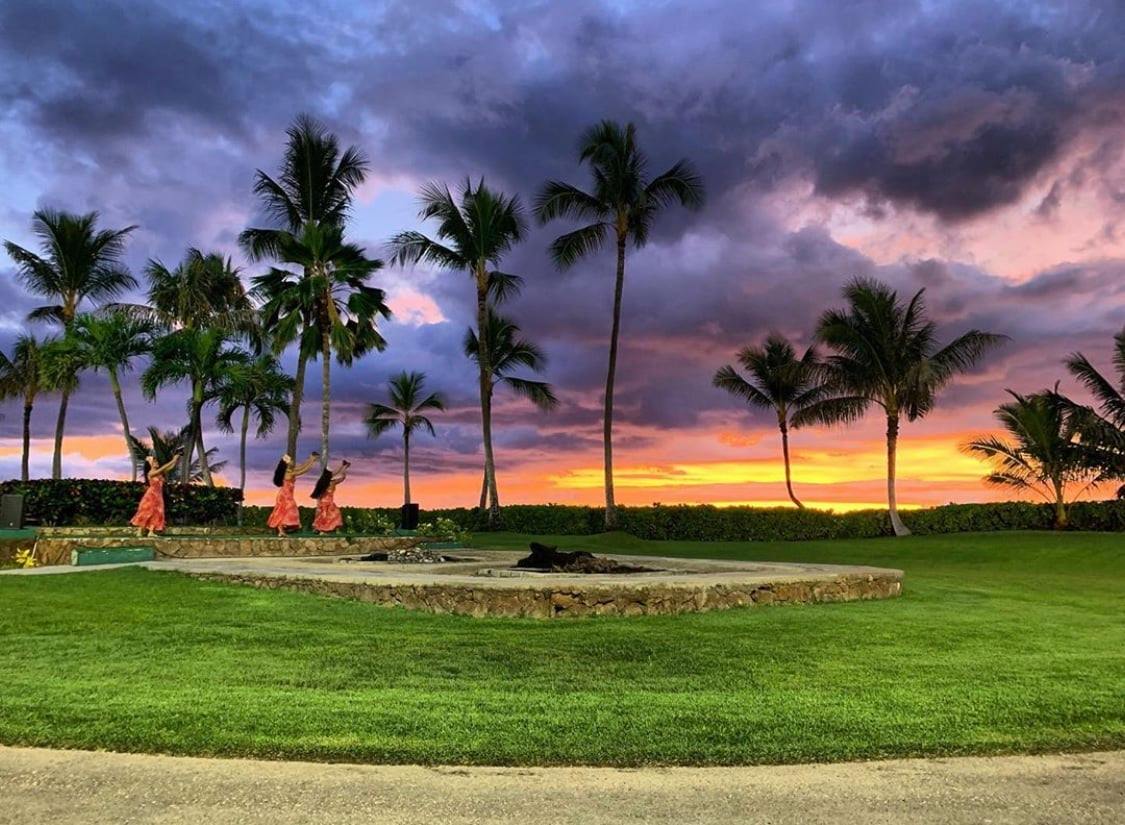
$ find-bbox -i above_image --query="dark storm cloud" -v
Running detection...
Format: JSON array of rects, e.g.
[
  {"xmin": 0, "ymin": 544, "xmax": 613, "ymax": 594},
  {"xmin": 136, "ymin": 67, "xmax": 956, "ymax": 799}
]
[{"xmin": 3, "ymin": 0, "xmax": 1125, "ymax": 489}]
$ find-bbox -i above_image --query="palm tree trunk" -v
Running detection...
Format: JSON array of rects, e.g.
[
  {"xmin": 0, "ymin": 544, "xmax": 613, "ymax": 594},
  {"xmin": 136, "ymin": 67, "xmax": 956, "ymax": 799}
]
[
  {"xmin": 1053, "ymin": 481, "xmax": 1068, "ymax": 529},
  {"xmin": 194, "ymin": 403, "xmax": 212, "ymax": 485},
  {"xmin": 403, "ymin": 431, "xmax": 411, "ymax": 507},
  {"xmin": 320, "ymin": 326, "xmax": 331, "ymax": 470},
  {"xmin": 602, "ymin": 234, "xmax": 627, "ymax": 530},
  {"xmin": 286, "ymin": 348, "xmax": 308, "ymax": 457},
  {"xmin": 479, "ymin": 470, "xmax": 488, "ymax": 510},
  {"xmin": 52, "ymin": 388, "xmax": 69, "ymax": 479},
  {"xmin": 476, "ymin": 274, "xmax": 501, "ymax": 526},
  {"xmin": 238, "ymin": 406, "xmax": 249, "ymax": 526},
  {"xmin": 181, "ymin": 381, "xmax": 198, "ymax": 482},
  {"xmin": 779, "ymin": 420, "xmax": 803, "ymax": 509},
  {"xmin": 109, "ymin": 371, "xmax": 136, "ymax": 482},
  {"xmin": 886, "ymin": 413, "xmax": 911, "ymax": 536},
  {"xmin": 21, "ymin": 401, "xmax": 32, "ymax": 482}
]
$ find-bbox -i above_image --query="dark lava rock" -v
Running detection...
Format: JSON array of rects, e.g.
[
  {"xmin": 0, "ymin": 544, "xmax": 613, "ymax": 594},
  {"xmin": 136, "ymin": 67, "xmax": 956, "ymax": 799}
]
[{"xmin": 515, "ymin": 542, "xmax": 655, "ymax": 574}]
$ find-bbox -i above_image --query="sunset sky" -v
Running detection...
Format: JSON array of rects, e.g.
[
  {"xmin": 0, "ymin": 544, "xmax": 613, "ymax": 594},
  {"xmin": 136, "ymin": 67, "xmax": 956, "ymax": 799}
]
[{"xmin": 1, "ymin": 0, "xmax": 1124, "ymax": 509}]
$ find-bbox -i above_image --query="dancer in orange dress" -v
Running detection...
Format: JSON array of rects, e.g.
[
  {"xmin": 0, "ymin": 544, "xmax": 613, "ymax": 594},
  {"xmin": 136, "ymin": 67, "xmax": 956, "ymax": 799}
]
[
  {"xmin": 311, "ymin": 460, "xmax": 349, "ymax": 534},
  {"xmin": 267, "ymin": 452, "xmax": 319, "ymax": 536},
  {"xmin": 131, "ymin": 452, "xmax": 182, "ymax": 537}
]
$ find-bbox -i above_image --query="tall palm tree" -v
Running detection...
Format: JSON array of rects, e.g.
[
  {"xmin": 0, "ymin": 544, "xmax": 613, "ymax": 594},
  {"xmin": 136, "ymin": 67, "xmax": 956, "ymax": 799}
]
[
  {"xmin": 4, "ymin": 209, "xmax": 136, "ymax": 477},
  {"xmin": 1061, "ymin": 328, "xmax": 1125, "ymax": 488},
  {"xmin": 535, "ymin": 120, "xmax": 704, "ymax": 529},
  {"xmin": 964, "ymin": 390, "xmax": 1108, "ymax": 528},
  {"xmin": 714, "ymin": 334, "xmax": 824, "ymax": 509},
  {"xmin": 0, "ymin": 335, "xmax": 44, "ymax": 481},
  {"xmin": 794, "ymin": 278, "xmax": 1006, "ymax": 536},
  {"xmin": 128, "ymin": 426, "xmax": 227, "ymax": 485},
  {"xmin": 240, "ymin": 113, "xmax": 369, "ymax": 457},
  {"xmin": 215, "ymin": 355, "xmax": 293, "ymax": 506},
  {"xmin": 252, "ymin": 221, "xmax": 389, "ymax": 467},
  {"xmin": 390, "ymin": 180, "xmax": 525, "ymax": 527},
  {"xmin": 142, "ymin": 328, "xmax": 249, "ymax": 485},
  {"xmin": 364, "ymin": 371, "xmax": 445, "ymax": 507},
  {"xmin": 463, "ymin": 308, "xmax": 558, "ymax": 508},
  {"xmin": 58, "ymin": 311, "xmax": 154, "ymax": 480}
]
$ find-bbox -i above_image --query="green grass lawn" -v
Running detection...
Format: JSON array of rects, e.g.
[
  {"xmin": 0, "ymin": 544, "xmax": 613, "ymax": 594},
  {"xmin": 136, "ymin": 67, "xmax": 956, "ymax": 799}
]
[{"xmin": 0, "ymin": 530, "xmax": 1122, "ymax": 766}]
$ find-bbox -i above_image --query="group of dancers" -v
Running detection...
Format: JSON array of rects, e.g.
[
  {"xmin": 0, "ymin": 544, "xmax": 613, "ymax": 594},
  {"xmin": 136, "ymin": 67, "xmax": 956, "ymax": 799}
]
[
  {"xmin": 128, "ymin": 450, "xmax": 350, "ymax": 537},
  {"xmin": 266, "ymin": 453, "xmax": 351, "ymax": 537}
]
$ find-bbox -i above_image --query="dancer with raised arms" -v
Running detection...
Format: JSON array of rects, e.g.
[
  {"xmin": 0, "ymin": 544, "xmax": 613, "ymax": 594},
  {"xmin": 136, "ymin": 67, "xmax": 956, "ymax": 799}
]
[
  {"xmin": 267, "ymin": 452, "xmax": 319, "ymax": 536},
  {"xmin": 131, "ymin": 451, "xmax": 183, "ymax": 537},
  {"xmin": 311, "ymin": 459, "xmax": 349, "ymax": 534}
]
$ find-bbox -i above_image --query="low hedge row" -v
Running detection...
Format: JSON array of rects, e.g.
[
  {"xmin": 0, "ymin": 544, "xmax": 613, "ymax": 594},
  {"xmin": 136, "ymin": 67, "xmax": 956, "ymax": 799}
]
[
  {"xmin": 0, "ymin": 479, "xmax": 242, "ymax": 527},
  {"xmin": 5, "ymin": 478, "xmax": 1122, "ymax": 540},
  {"xmin": 244, "ymin": 499, "xmax": 1125, "ymax": 540}
]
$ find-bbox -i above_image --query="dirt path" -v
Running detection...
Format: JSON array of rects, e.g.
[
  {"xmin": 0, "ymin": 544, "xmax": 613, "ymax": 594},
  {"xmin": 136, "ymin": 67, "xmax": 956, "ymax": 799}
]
[{"xmin": 1, "ymin": 746, "xmax": 1122, "ymax": 824}]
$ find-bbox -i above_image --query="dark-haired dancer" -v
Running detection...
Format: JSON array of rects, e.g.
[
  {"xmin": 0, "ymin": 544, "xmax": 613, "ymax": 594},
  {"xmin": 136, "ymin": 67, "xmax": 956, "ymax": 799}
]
[
  {"xmin": 267, "ymin": 452, "xmax": 319, "ymax": 536},
  {"xmin": 311, "ymin": 460, "xmax": 349, "ymax": 534},
  {"xmin": 131, "ymin": 452, "xmax": 182, "ymax": 537}
]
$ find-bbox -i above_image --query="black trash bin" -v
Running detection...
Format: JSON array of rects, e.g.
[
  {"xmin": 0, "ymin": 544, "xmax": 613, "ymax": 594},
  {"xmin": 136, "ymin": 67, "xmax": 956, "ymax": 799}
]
[
  {"xmin": 400, "ymin": 503, "xmax": 420, "ymax": 530},
  {"xmin": 1, "ymin": 494, "xmax": 24, "ymax": 529}
]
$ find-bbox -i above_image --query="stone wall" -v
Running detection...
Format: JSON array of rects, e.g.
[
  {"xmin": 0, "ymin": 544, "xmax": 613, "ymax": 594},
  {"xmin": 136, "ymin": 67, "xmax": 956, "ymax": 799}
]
[
  {"xmin": 183, "ymin": 571, "xmax": 903, "ymax": 619},
  {"xmin": 32, "ymin": 533, "xmax": 423, "ymax": 566}
]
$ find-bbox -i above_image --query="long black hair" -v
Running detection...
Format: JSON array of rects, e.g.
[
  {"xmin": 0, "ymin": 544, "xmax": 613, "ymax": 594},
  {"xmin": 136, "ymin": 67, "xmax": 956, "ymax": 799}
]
[
  {"xmin": 141, "ymin": 456, "xmax": 152, "ymax": 484},
  {"xmin": 310, "ymin": 468, "xmax": 333, "ymax": 500},
  {"xmin": 272, "ymin": 458, "xmax": 288, "ymax": 487}
]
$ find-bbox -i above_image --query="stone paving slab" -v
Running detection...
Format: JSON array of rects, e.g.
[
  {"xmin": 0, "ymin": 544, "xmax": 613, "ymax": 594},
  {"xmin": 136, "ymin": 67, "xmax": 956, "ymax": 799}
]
[{"xmin": 1, "ymin": 745, "xmax": 1121, "ymax": 824}]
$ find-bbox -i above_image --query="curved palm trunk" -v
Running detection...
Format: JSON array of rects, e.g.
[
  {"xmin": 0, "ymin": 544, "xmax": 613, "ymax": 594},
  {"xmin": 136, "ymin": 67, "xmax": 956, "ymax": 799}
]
[
  {"xmin": 602, "ymin": 234, "xmax": 627, "ymax": 530},
  {"xmin": 779, "ymin": 419, "xmax": 803, "ymax": 509},
  {"xmin": 286, "ymin": 349, "xmax": 308, "ymax": 457},
  {"xmin": 886, "ymin": 414, "xmax": 911, "ymax": 536},
  {"xmin": 475, "ymin": 274, "xmax": 501, "ymax": 526},
  {"xmin": 109, "ymin": 371, "xmax": 136, "ymax": 482},
  {"xmin": 479, "ymin": 470, "xmax": 488, "ymax": 510},
  {"xmin": 403, "ymin": 430, "xmax": 411, "ymax": 507},
  {"xmin": 52, "ymin": 388, "xmax": 70, "ymax": 479},
  {"xmin": 320, "ymin": 326, "xmax": 331, "ymax": 470},
  {"xmin": 181, "ymin": 380, "xmax": 199, "ymax": 483},
  {"xmin": 238, "ymin": 406, "xmax": 250, "ymax": 526},
  {"xmin": 21, "ymin": 401, "xmax": 32, "ymax": 482}
]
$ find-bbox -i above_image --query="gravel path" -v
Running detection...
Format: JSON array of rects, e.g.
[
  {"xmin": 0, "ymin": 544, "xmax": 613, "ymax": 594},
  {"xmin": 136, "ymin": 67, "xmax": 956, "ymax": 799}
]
[{"xmin": 1, "ymin": 746, "xmax": 1122, "ymax": 824}]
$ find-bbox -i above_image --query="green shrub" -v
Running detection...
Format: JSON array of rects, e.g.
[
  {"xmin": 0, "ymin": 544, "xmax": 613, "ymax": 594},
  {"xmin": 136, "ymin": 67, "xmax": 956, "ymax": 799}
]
[{"xmin": 0, "ymin": 479, "xmax": 242, "ymax": 527}]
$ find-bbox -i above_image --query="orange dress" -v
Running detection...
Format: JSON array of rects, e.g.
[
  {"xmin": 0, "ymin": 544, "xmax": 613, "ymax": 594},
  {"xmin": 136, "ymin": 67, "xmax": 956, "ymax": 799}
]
[
  {"xmin": 313, "ymin": 485, "xmax": 343, "ymax": 533},
  {"xmin": 130, "ymin": 476, "xmax": 166, "ymax": 532},
  {"xmin": 267, "ymin": 476, "xmax": 301, "ymax": 530}
]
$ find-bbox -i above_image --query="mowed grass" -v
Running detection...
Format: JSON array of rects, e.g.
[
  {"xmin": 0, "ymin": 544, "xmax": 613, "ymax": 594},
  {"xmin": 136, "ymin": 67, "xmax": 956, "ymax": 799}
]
[{"xmin": 0, "ymin": 530, "xmax": 1122, "ymax": 766}]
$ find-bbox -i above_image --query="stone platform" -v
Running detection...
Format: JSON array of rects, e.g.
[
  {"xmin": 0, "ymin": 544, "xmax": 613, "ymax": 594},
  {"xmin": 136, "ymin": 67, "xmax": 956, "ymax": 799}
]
[
  {"xmin": 30, "ymin": 527, "xmax": 426, "ymax": 566},
  {"xmin": 133, "ymin": 550, "xmax": 904, "ymax": 619}
]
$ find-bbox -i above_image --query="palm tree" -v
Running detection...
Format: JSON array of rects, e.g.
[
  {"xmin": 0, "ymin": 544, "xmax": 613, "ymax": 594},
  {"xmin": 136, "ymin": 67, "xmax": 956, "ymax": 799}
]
[
  {"xmin": 129, "ymin": 251, "xmax": 253, "ymax": 480},
  {"xmin": 215, "ymin": 355, "xmax": 293, "ymax": 507},
  {"xmin": 0, "ymin": 336, "xmax": 44, "ymax": 481},
  {"xmin": 463, "ymin": 308, "xmax": 558, "ymax": 508},
  {"xmin": 964, "ymin": 390, "xmax": 1109, "ymax": 528},
  {"xmin": 58, "ymin": 311, "xmax": 154, "ymax": 480},
  {"xmin": 364, "ymin": 371, "xmax": 445, "ymax": 507},
  {"xmin": 535, "ymin": 120, "xmax": 704, "ymax": 529},
  {"xmin": 794, "ymin": 278, "xmax": 1006, "ymax": 536},
  {"xmin": 141, "ymin": 328, "xmax": 249, "ymax": 485},
  {"xmin": 128, "ymin": 426, "xmax": 227, "ymax": 485},
  {"xmin": 241, "ymin": 113, "xmax": 369, "ymax": 457},
  {"xmin": 713, "ymin": 334, "xmax": 824, "ymax": 509},
  {"xmin": 390, "ymin": 180, "xmax": 525, "ymax": 527},
  {"xmin": 251, "ymin": 221, "xmax": 389, "ymax": 467},
  {"xmin": 133, "ymin": 249, "xmax": 255, "ymax": 333},
  {"xmin": 1061, "ymin": 328, "xmax": 1125, "ymax": 488},
  {"xmin": 4, "ymin": 209, "xmax": 136, "ymax": 477}
]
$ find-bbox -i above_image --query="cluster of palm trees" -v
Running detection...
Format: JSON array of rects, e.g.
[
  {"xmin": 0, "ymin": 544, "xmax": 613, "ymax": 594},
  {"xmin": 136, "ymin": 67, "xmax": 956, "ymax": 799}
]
[
  {"xmin": 716, "ymin": 280, "xmax": 1125, "ymax": 533},
  {"xmin": 963, "ymin": 331, "xmax": 1125, "ymax": 527},
  {"xmin": 0, "ymin": 115, "xmax": 702, "ymax": 528}
]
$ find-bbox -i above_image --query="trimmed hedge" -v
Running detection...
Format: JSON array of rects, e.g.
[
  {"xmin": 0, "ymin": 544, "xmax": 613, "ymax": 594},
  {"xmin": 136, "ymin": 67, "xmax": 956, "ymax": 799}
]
[
  {"xmin": 243, "ymin": 499, "xmax": 1125, "ymax": 542},
  {"xmin": 0, "ymin": 479, "xmax": 242, "ymax": 527}
]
